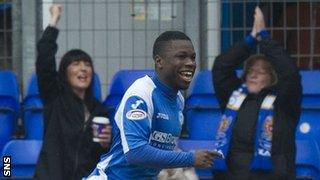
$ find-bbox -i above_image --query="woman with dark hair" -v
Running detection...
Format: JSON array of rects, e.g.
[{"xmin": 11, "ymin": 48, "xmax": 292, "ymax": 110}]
[
  {"xmin": 34, "ymin": 4, "xmax": 112, "ymax": 180},
  {"xmin": 212, "ymin": 7, "xmax": 301, "ymax": 180}
]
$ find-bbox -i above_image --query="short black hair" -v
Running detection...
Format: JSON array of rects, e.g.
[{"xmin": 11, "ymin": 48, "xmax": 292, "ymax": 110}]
[
  {"xmin": 58, "ymin": 49, "xmax": 93, "ymax": 75},
  {"xmin": 58, "ymin": 49, "xmax": 95, "ymax": 104},
  {"xmin": 152, "ymin": 31, "xmax": 191, "ymax": 60}
]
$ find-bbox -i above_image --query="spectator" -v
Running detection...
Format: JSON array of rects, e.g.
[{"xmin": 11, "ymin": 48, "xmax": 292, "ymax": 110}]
[
  {"xmin": 212, "ymin": 7, "xmax": 301, "ymax": 180},
  {"xmin": 34, "ymin": 4, "xmax": 112, "ymax": 180}
]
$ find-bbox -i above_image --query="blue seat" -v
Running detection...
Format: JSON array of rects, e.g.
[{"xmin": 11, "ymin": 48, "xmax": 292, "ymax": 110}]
[
  {"xmin": 92, "ymin": 73, "xmax": 102, "ymax": 102},
  {"xmin": 299, "ymin": 71, "xmax": 320, "ymax": 144},
  {"xmin": 185, "ymin": 70, "xmax": 221, "ymax": 140},
  {"xmin": 103, "ymin": 69, "xmax": 154, "ymax": 122},
  {"xmin": 297, "ymin": 110, "xmax": 320, "ymax": 144},
  {"xmin": 295, "ymin": 71, "xmax": 320, "ymax": 179},
  {"xmin": 301, "ymin": 70, "xmax": 320, "ymax": 108},
  {"xmin": 0, "ymin": 70, "xmax": 20, "ymax": 150},
  {"xmin": 23, "ymin": 74, "xmax": 44, "ymax": 140},
  {"xmin": 296, "ymin": 109, "xmax": 320, "ymax": 178},
  {"xmin": 295, "ymin": 139, "xmax": 320, "ymax": 180},
  {"xmin": 1, "ymin": 140, "xmax": 42, "ymax": 178}
]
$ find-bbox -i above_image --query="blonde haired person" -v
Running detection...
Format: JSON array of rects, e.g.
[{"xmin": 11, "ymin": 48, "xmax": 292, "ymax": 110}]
[{"xmin": 212, "ymin": 7, "xmax": 301, "ymax": 180}]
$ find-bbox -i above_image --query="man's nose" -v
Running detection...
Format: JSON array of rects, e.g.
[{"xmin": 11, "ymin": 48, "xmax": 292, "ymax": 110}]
[{"xmin": 186, "ymin": 58, "xmax": 196, "ymax": 66}]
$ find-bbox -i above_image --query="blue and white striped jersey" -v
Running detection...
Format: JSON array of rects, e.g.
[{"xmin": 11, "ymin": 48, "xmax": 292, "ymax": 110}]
[{"xmin": 86, "ymin": 75, "xmax": 193, "ymax": 180}]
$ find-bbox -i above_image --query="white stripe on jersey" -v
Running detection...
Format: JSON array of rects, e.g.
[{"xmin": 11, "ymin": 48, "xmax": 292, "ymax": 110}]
[
  {"xmin": 84, "ymin": 169, "xmax": 107, "ymax": 180},
  {"xmin": 97, "ymin": 154, "xmax": 113, "ymax": 172},
  {"xmin": 177, "ymin": 91, "xmax": 184, "ymax": 123},
  {"xmin": 114, "ymin": 76, "xmax": 155, "ymax": 153},
  {"xmin": 85, "ymin": 155, "xmax": 113, "ymax": 180}
]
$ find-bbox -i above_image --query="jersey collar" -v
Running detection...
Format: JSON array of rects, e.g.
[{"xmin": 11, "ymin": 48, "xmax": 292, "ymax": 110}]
[{"xmin": 152, "ymin": 75, "xmax": 178, "ymax": 100}]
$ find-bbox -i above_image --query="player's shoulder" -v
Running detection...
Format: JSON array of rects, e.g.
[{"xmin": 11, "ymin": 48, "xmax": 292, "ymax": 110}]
[{"xmin": 124, "ymin": 75, "xmax": 156, "ymax": 101}]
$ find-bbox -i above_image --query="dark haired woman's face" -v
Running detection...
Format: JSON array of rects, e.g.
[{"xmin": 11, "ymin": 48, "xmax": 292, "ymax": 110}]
[
  {"xmin": 66, "ymin": 60, "xmax": 93, "ymax": 95},
  {"xmin": 245, "ymin": 60, "xmax": 271, "ymax": 94}
]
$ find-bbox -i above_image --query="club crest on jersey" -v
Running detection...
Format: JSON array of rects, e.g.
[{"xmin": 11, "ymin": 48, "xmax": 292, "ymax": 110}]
[
  {"xmin": 126, "ymin": 109, "xmax": 147, "ymax": 120},
  {"xmin": 131, "ymin": 100, "xmax": 144, "ymax": 109}
]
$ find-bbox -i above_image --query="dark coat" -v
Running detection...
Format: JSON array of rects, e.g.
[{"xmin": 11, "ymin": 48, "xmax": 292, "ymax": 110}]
[
  {"xmin": 34, "ymin": 26, "xmax": 108, "ymax": 180},
  {"xmin": 212, "ymin": 39, "xmax": 302, "ymax": 179}
]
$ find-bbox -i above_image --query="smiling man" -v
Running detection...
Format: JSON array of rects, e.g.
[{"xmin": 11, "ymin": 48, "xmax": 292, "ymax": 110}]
[{"xmin": 86, "ymin": 31, "xmax": 217, "ymax": 179}]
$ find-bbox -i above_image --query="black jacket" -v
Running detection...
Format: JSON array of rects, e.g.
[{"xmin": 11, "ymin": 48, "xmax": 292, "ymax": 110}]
[
  {"xmin": 34, "ymin": 27, "xmax": 108, "ymax": 180},
  {"xmin": 212, "ymin": 39, "xmax": 302, "ymax": 179}
]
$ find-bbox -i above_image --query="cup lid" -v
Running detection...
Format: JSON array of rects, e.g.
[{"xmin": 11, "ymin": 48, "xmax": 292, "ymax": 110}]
[{"xmin": 92, "ymin": 117, "xmax": 110, "ymax": 124}]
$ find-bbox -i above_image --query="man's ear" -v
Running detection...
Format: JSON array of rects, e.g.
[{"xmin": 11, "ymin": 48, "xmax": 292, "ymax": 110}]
[{"xmin": 155, "ymin": 55, "xmax": 163, "ymax": 69}]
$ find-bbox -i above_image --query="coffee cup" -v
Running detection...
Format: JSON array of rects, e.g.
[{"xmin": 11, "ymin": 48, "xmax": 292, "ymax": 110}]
[{"xmin": 92, "ymin": 117, "xmax": 110, "ymax": 142}]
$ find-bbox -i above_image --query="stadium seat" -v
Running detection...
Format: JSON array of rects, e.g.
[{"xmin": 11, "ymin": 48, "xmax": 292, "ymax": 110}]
[
  {"xmin": 295, "ymin": 71, "xmax": 320, "ymax": 179},
  {"xmin": 295, "ymin": 139, "xmax": 320, "ymax": 180},
  {"xmin": 103, "ymin": 69, "xmax": 154, "ymax": 122},
  {"xmin": 301, "ymin": 70, "xmax": 320, "ymax": 110},
  {"xmin": 300, "ymin": 71, "xmax": 320, "ymax": 142},
  {"xmin": 1, "ymin": 140, "xmax": 42, "ymax": 179},
  {"xmin": 92, "ymin": 73, "xmax": 102, "ymax": 102},
  {"xmin": 185, "ymin": 70, "xmax": 221, "ymax": 140},
  {"xmin": 297, "ymin": 110, "xmax": 320, "ymax": 145},
  {"xmin": 22, "ymin": 74, "xmax": 43, "ymax": 140},
  {"xmin": 0, "ymin": 70, "xmax": 19, "ymax": 151},
  {"xmin": 300, "ymin": 71, "xmax": 320, "ymax": 105}
]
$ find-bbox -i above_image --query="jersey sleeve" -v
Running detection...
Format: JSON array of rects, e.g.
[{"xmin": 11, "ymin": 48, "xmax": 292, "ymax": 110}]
[
  {"xmin": 117, "ymin": 95, "xmax": 151, "ymax": 153},
  {"xmin": 125, "ymin": 144, "xmax": 194, "ymax": 168}
]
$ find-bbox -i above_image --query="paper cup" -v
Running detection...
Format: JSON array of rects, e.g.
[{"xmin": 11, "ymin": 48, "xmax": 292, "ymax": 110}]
[{"xmin": 92, "ymin": 117, "xmax": 110, "ymax": 142}]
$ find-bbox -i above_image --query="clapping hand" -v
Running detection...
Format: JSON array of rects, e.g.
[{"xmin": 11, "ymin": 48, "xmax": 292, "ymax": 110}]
[
  {"xmin": 49, "ymin": 4, "xmax": 62, "ymax": 27},
  {"xmin": 251, "ymin": 6, "xmax": 266, "ymax": 38}
]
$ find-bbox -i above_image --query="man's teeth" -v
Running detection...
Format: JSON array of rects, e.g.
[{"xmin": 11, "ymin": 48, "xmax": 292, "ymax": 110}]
[{"xmin": 181, "ymin": 71, "xmax": 193, "ymax": 77}]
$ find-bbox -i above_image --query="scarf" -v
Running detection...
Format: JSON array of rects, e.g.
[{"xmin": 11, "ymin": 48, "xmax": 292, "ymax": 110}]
[{"xmin": 213, "ymin": 84, "xmax": 276, "ymax": 170}]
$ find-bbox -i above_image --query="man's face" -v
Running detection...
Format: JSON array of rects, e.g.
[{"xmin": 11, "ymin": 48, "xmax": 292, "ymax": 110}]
[
  {"xmin": 157, "ymin": 40, "xmax": 196, "ymax": 91},
  {"xmin": 245, "ymin": 60, "xmax": 272, "ymax": 94},
  {"xmin": 66, "ymin": 60, "xmax": 93, "ymax": 94}
]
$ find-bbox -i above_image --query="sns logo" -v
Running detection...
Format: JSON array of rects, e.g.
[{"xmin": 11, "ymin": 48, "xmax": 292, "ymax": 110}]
[{"xmin": 2, "ymin": 156, "xmax": 11, "ymax": 177}]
